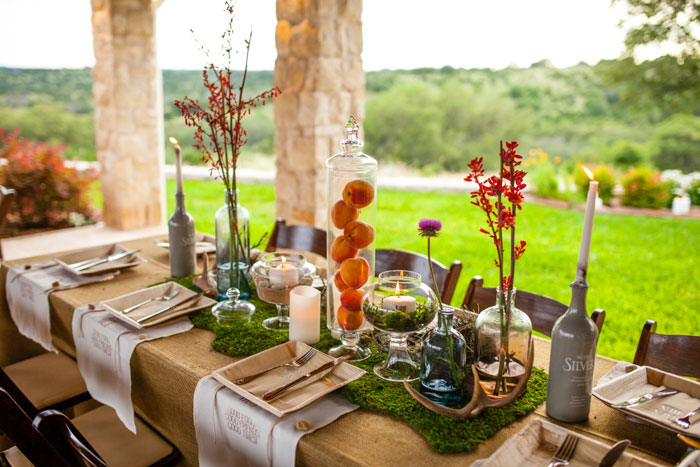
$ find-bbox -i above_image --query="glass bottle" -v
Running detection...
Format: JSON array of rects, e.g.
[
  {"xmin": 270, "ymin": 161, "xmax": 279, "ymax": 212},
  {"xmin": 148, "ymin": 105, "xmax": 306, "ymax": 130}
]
[
  {"xmin": 326, "ymin": 117, "xmax": 377, "ymax": 362},
  {"xmin": 475, "ymin": 288, "xmax": 532, "ymax": 395},
  {"xmin": 546, "ymin": 282, "xmax": 599, "ymax": 422},
  {"xmin": 212, "ymin": 189, "xmax": 255, "ymax": 322},
  {"xmin": 168, "ymin": 191, "xmax": 196, "ymax": 277},
  {"xmin": 420, "ymin": 308, "xmax": 467, "ymax": 406}
]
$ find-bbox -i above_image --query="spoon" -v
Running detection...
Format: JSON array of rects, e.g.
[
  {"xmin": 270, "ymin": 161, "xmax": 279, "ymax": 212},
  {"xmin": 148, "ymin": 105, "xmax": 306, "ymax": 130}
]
[{"xmin": 122, "ymin": 286, "xmax": 180, "ymax": 314}]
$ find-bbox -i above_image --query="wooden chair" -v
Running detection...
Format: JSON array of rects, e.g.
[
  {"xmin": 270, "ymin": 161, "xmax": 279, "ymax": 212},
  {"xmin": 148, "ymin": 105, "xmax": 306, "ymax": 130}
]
[
  {"xmin": 633, "ymin": 320, "xmax": 700, "ymax": 379},
  {"xmin": 0, "ymin": 366, "xmax": 180, "ymax": 467},
  {"xmin": 375, "ymin": 249, "xmax": 462, "ymax": 305},
  {"xmin": 265, "ymin": 218, "xmax": 327, "ymax": 259},
  {"xmin": 461, "ymin": 275, "xmax": 605, "ymax": 337},
  {"xmin": 0, "ymin": 185, "xmax": 16, "ymax": 260}
]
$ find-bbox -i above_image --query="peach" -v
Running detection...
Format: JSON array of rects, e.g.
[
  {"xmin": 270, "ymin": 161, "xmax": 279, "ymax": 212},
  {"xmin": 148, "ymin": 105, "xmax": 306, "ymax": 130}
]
[
  {"xmin": 342, "ymin": 180, "xmax": 374, "ymax": 209},
  {"xmin": 333, "ymin": 270, "xmax": 349, "ymax": 293},
  {"xmin": 340, "ymin": 257, "xmax": 370, "ymax": 288},
  {"xmin": 344, "ymin": 220, "xmax": 375, "ymax": 249},
  {"xmin": 330, "ymin": 236, "xmax": 358, "ymax": 263},
  {"xmin": 331, "ymin": 200, "xmax": 359, "ymax": 229},
  {"xmin": 337, "ymin": 306, "xmax": 364, "ymax": 331},
  {"xmin": 340, "ymin": 288, "xmax": 365, "ymax": 312}
]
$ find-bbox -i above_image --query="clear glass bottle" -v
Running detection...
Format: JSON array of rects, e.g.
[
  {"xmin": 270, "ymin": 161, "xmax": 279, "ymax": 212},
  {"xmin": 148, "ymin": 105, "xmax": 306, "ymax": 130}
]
[
  {"xmin": 420, "ymin": 308, "xmax": 467, "ymax": 406},
  {"xmin": 212, "ymin": 189, "xmax": 255, "ymax": 322},
  {"xmin": 546, "ymin": 282, "xmax": 599, "ymax": 422},
  {"xmin": 475, "ymin": 288, "xmax": 532, "ymax": 395},
  {"xmin": 326, "ymin": 117, "xmax": 377, "ymax": 362}
]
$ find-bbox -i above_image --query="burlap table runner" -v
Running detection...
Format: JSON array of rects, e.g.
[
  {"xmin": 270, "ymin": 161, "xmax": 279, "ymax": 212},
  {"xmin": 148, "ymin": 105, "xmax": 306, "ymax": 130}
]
[{"xmin": 0, "ymin": 236, "xmax": 680, "ymax": 466}]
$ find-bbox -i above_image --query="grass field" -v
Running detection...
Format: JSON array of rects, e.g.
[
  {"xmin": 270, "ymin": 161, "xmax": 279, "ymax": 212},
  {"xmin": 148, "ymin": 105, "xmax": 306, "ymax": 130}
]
[{"xmin": 166, "ymin": 179, "xmax": 700, "ymax": 362}]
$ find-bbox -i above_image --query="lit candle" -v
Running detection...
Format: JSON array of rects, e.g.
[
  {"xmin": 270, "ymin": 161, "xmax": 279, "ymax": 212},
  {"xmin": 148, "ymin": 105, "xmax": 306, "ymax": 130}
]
[
  {"xmin": 289, "ymin": 286, "xmax": 320, "ymax": 344},
  {"xmin": 575, "ymin": 165, "xmax": 598, "ymax": 284},
  {"xmin": 382, "ymin": 282, "xmax": 417, "ymax": 312},
  {"xmin": 269, "ymin": 257, "xmax": 298, "ymax": 286},
  {"xmin": 169, "ymin": 137, "xmax": 184, "ymax": 195},
  {"xmin": 672, "ymin": 195, "xmax": 690, "ymax": 216}
]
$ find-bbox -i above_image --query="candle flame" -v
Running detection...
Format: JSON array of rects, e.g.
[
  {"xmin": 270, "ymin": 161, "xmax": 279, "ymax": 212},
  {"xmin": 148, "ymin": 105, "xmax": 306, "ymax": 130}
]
[
  {"xmin": 394, "ymin": 282, "xmax": 401, "ymax": 295},
  {"xmin": 280, "ymin": 256, "xmax": 287, "ymax": 264},
  {"xmin": 579, "ymin": 164, "xmax": 595, "ymax": 181},
  {"xmin": 169, "ymin": 137, "xmax": 178, "ymax": 145}
]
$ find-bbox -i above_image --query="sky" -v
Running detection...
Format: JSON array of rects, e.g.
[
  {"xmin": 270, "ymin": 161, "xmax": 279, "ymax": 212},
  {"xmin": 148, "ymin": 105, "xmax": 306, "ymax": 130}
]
[{"xmin": 0, "ymin": 0, "xmax": 660, "ymax": 71}]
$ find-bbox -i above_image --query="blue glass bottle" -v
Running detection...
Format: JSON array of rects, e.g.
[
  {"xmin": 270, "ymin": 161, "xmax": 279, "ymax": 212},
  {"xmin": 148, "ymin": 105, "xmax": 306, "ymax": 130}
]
[{"xmin": 419, "ymin": 308, "xmax": 467, "ymax": 407}]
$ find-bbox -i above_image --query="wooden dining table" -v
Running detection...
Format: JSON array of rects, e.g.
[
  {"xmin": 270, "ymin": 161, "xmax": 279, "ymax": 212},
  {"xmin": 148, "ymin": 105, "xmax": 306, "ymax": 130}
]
[{"xmin": 0, "ymin": 235, "xmax": 688, "ymax": 466}]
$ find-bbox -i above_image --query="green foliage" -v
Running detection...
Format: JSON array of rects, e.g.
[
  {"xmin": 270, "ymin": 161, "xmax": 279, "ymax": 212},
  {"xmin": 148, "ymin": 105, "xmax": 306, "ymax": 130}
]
[
  {"xmin": 688, "ymin": 178, "xmax": 700, "ymax": 205},
  {"xmin": 604, "ymin": 140, "xmax": 647, "ymax": 167},
  {"xmin": 0, "ymin": 129, "xmax": 98, "ymax": 229},
  {"xmin": 574, "ymin": 164, "xmax": 616, "ymax": 205},
  {"xmin": 650, "ymin": 114, "xmax": 700, "ymax": 172},
  {"xmin": 620, "ymin": 167, "xmax": 674, "ymax": 208}
]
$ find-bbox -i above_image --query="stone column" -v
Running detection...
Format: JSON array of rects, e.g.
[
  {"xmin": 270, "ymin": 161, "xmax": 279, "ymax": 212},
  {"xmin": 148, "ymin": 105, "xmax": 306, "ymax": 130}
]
[
  {"xmin": 274, "ymin": 0, "xmax": 365, "ymax": 229},
  {"xmin": 91, "ymin": 0, "xmax": 165, "ymax": 229}
]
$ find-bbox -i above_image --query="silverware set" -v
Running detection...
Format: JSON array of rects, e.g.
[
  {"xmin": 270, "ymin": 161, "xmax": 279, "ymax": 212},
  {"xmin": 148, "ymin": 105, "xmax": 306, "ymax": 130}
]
[
  {"xmin": 235, "ymin": 348, "xmax": 316, "ymax": 385},
  {"xmin": 122, "ymin": 286, "xmax": 180, "ymax": 314},
  {"xmin": 72, "ymin": 249, "xmax": 140, "ymax": 272},
  {"xmin": 610, "ymin": 388, "xmax": 678, "ymax": 408},
  {"xmin": 136, "ymin": 290, "xmax": 205, "ymax": 324}
]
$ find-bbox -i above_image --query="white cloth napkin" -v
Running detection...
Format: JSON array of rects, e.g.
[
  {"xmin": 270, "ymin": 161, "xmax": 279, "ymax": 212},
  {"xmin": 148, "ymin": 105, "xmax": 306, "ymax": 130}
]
[
  {"xmin": 194, "ymin": 376, "xmax": 358, "ymax": 467},
  {"xmin": 72, "ymin": 304, "xmax": 193, "ymax": 433},
  {"xmin": 6, "ymin": 263, "xmax": 114, "ymax": 351},
  {"xmin": 596, "ymin": 360, "xmax": 639, "ymax": 387}
]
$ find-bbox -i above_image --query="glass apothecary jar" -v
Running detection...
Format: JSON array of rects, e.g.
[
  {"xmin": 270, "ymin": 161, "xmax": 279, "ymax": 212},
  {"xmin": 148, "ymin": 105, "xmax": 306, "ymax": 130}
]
[
  {"xmin": 215, "ymin": 189, "xmax": 252, "ymax": 299},
  {"xmin": 475, "ymin": 287, "xmax": 532, "ymax": 395},
  {"xmin": 326, "ymin": 116, "xmax": 377, "ymax": 362},
  {"xmin": 251, "ymin": 252, "xmax": 315, "ymax": 330},
  {"xmin": 364, "ymin": 270, "xmax": 438, "ymax": 381}
]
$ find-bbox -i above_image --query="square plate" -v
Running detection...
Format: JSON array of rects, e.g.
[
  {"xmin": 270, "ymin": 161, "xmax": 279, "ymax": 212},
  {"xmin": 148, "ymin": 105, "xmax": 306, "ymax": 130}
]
[
  {"xmin": 212, "ymin": 340, "xmax": 366, "ymax": 417},
  {"xmin": 53, "ymin": 244, "xmax": 146, "ymax": 276},
  {"xmin": 102, "ymin": 282, "xmax": 216, "ymax": 329},
  {"xmin": 473, "ymin": 418, "xmax": 658, "ymax": 466},
  {"xmin": 593, "ymin": 366, "xmax": 700, "ymax": 440},
  {"xmin": 155, "ymin": 233, "xmax": 216, "ymax": 255}
]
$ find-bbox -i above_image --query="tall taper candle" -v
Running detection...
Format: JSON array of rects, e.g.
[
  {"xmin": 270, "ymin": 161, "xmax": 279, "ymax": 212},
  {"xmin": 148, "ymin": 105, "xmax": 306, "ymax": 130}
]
[
  {"xmin": 169, "ymin": 136, "xmax": 184, "ymax": 195},
  {"xmin": 575, "ymin": 166, "xmax": 598, "ymax": 284}
]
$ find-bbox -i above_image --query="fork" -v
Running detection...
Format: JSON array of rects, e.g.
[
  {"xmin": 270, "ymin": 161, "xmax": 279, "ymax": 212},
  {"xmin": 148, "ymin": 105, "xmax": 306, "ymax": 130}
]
[
  {"xmin": 234, "ymin": 349, "xmax": 316, "ymax": 385},
  {"xmin": 675, "ymin": 405, "xmax": 700, "ymax": 429},
  {"xmin": 548, "ymin": 433, "xmax": 579, "ymax": 467},
  {"xmin": 122, "ymin": 286, "xmax": 180, "ymax": 314}
]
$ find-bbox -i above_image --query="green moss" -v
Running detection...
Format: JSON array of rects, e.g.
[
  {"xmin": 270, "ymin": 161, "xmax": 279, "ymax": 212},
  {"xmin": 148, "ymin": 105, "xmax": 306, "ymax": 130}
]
[{"xmin": 164, "ymin": 276, "xmax": 547, "ymax": 454}]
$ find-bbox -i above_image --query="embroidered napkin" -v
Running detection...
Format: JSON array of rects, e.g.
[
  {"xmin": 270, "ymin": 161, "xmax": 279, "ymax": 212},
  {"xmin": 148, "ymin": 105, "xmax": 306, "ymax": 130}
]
[
  {"xmin": 72, "ymin": 304, "xmax": 193, "ymax": 433},
  {"xmin": 194, "ymin": 376, "xmax": 358, "ymax": 467},
  {"xmin": 6, "ymin": 263, "xmax": 115, "ymax": 351}
]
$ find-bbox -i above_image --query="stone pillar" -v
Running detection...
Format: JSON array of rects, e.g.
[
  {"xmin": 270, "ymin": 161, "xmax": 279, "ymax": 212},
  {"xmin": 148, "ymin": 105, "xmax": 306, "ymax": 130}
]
[
  {"xmin": 91, "ymin": 0, "xmax": 165, "ymax": 229},
  {"xmin": 274, "ymin": 0, "xmax": 365, "ymax": 229}
]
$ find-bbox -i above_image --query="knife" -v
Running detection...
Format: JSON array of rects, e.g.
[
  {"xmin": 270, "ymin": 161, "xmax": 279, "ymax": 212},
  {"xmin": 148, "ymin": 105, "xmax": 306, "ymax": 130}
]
[
  {"xmin": 262, "ymin": 354, "xmax": 352, "ymax": 400},
  {"xmin": 73, "ymin": 249, "xmax": 140, "ymax": 272},
  {"xmin": 598, "ymin": 439, "xmax": 630, "ymax": 467},
  {"xmin": 136, "ymin": 291, "xmax": 204, "ymax": 324},
  {"xmin": 610, "ymin": 389, "xmax": 678, "ymax": 408}
]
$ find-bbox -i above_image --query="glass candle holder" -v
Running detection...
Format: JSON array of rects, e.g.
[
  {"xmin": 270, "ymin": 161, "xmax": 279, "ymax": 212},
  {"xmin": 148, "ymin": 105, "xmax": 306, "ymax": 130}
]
[
  {"xmin": 326, "ymin": 117, "xmax": 377, "ymax": 362},
  {"xmin": 251, "ymin": 252, "xmax": 315, "ymax": 330},
  {"xmin": 364, "ymin": 270, "xmax": 438, "ymax": 381}
]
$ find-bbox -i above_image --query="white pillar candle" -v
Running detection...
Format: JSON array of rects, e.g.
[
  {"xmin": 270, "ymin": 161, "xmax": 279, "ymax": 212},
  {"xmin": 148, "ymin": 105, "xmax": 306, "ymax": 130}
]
[
  {"xmin": 169, "ymin": 137, "xmax": 184, "ymax": 195},
  {"xmin": 289, "ymin": 286, "xmax": 320, "ymax": 344},
  {"xmin": 672, "ymin": 195, "xmax": 690, "ymax": 216},
  {"xmin": 269, "ymin": 261, "xmax": 298, "ymax": 286},
  {"xmin": 576, "ymin": 166, "xmax": 598, "ymax": 283},
  {"xmin": 383, "ymin": 293, "xmax": 417, "ymax": 313}
]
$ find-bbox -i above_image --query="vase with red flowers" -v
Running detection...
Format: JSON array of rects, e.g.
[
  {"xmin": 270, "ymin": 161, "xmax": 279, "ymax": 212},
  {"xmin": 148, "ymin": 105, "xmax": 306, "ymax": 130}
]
[{"xmin": 465, "ymin": 141, "xmax": 532, "ymax": 397}]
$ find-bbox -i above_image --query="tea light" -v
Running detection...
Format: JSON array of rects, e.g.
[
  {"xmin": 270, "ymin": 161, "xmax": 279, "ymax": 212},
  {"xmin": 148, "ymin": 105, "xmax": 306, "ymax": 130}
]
[
  {"xmin": 383, "ymin": 282, "xmax": 416, "ymax": 312},
  {"xmin": 269, "ymin": 258, "xmax": 298, "ymax": 286},
  {"xmin": 289, "ymin": 286, "xmax": 320, "ymax": 344}
]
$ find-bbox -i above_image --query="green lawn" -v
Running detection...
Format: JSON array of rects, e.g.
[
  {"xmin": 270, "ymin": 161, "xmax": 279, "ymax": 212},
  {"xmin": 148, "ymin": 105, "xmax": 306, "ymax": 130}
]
[{"xmin": 167, "ymin": 179, "xmax": 700, "ymax": 362}]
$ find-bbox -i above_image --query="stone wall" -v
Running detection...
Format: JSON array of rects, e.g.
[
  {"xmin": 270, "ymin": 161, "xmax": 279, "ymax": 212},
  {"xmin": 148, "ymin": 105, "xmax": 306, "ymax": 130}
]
[
  {"xmin": 274, "ymin": 0, "xmax": 365, "ymax": 229},
  {"xmin": 91, "ymin": 0, "xmax": 165, "ymax": 229}
]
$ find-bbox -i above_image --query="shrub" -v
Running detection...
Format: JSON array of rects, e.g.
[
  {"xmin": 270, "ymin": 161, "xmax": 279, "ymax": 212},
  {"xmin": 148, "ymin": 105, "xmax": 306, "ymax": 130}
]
[
  {"xmin": 620, "ymin": 167, "xmax": 674, "ymax": 209},
  {"xmin": 688, "ymin": 179, "xmax": 700, "ymax": 206},
  {"xmin": 0, "ymin": 129, "xmax": 98, "ymax": 230},
  {"xmin": 650, "ymin": 114, "xmax": 700, "ymax": 173},
  {"xmin": 605, "ymin": 140, "xmax": 647, "ymax": 168},
  {"xmin": 574, "ymin": 164, "xmax": 615, "ymax": 205}
]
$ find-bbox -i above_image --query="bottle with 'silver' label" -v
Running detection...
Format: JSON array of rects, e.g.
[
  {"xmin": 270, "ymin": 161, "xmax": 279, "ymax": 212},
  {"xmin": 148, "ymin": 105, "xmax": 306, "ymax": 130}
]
[{"xmin": 546, "ymin": 282, "xmax": 599, "ymax": 423}]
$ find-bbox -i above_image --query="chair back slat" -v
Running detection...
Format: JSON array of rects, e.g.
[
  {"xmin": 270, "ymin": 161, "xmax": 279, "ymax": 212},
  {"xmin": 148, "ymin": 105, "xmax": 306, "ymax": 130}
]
[
  {"xmin": 34, "ymin": 409, "xmax": 107, "ymax": 467},
  {"xmin": 375, "ymin": 249, "xmax": 462, "ymax": 304},
  {"xmin": 634, "ymin": 320, "xmax": 700, "ymax": 379},
  {"xmin": 0, "ymin": 185, "xmax": 16, "ymax": 259},
  {"xmin": 265, "ymin": 218, "xmax": 327, "ymax": 258},
  {"xmin": 461, "ymin": 276, "xmax": 605, "ymax": 337}
]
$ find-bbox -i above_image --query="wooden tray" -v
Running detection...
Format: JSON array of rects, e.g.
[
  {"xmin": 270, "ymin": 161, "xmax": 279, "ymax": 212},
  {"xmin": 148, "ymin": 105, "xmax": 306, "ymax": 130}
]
[
  {"xmin": 472, "ymin": 418, "xmax": 658, "ymax": 466},
  {"xmin": 102, "ymin": 282, "xmax": 216, "ymax": 329},
  {"xmin": 212, "ymin": 341, "xmax": 366, "ymax": 417},
  {"xmin": 593, "ymin": 366, "xmax": 700, "ymax": 441},
  {"xmin": 54, "ymin": 244, "xmax": 146, "ymax": 276}
]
